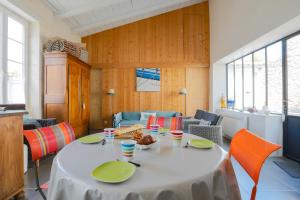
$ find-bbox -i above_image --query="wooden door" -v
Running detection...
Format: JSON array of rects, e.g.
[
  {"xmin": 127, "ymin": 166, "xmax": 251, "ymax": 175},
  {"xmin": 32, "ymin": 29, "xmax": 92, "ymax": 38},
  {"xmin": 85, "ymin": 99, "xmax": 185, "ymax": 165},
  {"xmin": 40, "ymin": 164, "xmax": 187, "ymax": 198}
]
[
  {"xmin": 68, "ymin": 60, "xmax": 81, "ymax": 137},
  {"xmin": 81, "ymin": 66, "xmax": 90, "ymax": 132}
]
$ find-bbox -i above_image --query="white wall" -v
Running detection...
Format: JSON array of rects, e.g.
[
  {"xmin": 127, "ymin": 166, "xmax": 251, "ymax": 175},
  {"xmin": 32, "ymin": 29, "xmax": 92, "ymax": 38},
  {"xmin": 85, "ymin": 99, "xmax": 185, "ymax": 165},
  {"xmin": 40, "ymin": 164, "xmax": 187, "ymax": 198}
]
[
  {"xmin": 1, "ymin": 0, "xmax": 80, "ymax": 118},
  {"xmin": 209, "ymin": 0, "xmax": 300, "ymax": 111},
  {"xmin": 7, "ymin": 0, "xmax": 80, "ymax": 43}
]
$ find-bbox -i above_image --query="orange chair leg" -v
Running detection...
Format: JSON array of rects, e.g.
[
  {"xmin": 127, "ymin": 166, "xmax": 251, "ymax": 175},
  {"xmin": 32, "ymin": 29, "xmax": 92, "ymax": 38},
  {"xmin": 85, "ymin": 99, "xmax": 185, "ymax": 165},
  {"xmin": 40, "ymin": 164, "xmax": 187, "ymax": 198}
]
[{"xmin": 250, "ymin": 185, "xmax": 257, "ymax": 200}]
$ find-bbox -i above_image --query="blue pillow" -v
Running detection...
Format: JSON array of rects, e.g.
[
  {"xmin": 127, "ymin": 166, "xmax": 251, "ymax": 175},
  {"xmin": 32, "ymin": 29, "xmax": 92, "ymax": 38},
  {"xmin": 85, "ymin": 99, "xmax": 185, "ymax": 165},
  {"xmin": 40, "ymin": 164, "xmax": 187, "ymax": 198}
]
[{"xmin": 122, "ymin": 112, "xmax": 141, "ymax": 120}]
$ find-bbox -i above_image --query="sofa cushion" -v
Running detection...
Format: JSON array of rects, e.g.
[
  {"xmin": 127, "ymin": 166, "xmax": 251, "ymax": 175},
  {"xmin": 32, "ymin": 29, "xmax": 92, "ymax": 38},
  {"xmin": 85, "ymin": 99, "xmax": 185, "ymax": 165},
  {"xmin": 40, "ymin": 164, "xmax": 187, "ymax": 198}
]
[
  {"xmin": 194, "ymin": 110, "xmax": 219, "ymax": 125},
  {"xmin": 144, "ymin": 110, "xmax": 177, "ymax": 117},
  {"xmin": 140, "ymin": 112, "xmax": 156, "ymax": 121},
  {"xmin": 146, "ymin": 116, "xmax": 183, "ymax": 130},
  {"xmin": 120, "ymin": 120, "xmax": 147, "ymax": 127},
  {"xmin": 199, "ymin": 119, "xmax": 211, "ymax": 126},
  {"xmin": 122, "ymin": 112, "xmax": 141, "ymax": 120}
]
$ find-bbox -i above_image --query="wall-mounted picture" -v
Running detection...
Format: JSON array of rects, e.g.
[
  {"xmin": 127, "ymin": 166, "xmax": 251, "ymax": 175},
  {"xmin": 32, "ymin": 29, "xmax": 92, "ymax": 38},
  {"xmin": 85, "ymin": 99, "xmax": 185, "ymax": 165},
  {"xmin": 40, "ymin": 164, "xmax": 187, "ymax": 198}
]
[{"xmin": 136, "ymin": 68, "xmax": 160, "ymax": 92}]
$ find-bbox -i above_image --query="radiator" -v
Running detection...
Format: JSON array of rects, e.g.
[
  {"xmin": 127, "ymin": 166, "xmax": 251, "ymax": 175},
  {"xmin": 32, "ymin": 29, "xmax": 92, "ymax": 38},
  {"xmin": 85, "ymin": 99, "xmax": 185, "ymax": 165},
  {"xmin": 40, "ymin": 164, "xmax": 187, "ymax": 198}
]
[{"xmin": 220, "ymin": 112, "xmax": 248, "ymax": 138}]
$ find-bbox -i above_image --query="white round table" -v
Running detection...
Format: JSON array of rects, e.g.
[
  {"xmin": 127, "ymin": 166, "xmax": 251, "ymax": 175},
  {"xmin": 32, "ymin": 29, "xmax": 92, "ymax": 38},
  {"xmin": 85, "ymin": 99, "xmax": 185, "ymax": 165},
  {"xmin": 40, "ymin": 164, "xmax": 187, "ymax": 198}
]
[{"xmin": 47, "ymin": 133, "xmax": 241, "ymax": 200}]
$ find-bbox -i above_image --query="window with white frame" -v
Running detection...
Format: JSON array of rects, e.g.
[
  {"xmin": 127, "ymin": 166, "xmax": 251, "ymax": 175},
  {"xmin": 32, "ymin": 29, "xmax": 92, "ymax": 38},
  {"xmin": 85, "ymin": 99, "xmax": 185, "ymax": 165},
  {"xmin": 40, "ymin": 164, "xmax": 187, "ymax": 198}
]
[
  {"xmin": 0, "ymin": 6, "xmax": 27, "ymax": 104},
  {"xmin": 226, "ymin": 42, "xmax": 283, "ymax": 113}
]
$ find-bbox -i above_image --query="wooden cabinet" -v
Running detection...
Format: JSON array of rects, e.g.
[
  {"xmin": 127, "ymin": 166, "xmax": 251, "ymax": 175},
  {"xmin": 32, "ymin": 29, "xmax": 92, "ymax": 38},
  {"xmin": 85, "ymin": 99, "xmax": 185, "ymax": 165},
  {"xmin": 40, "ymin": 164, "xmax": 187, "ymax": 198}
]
[
  {"xmin": 44, "ymin": 52, "xmax": 91, "ymax": 137},
  {"xmin": 0, "ymin": 112, "xmax": 24, "ymax": 200}
]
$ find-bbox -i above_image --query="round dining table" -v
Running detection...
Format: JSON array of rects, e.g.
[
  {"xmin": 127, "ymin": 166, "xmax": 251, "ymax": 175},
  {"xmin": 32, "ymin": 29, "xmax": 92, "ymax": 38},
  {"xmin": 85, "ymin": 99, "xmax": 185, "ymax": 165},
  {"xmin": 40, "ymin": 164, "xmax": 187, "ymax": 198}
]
[{"xmin": 47, "ymin": 133, "xmax": 241, "ymax": 200}]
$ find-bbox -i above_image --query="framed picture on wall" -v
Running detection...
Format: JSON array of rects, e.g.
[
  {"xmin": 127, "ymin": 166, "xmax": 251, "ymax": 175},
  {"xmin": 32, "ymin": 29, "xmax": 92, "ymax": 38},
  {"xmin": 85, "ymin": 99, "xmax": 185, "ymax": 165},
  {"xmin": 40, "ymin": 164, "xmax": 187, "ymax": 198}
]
[{"xmin": 136, "ymin": 68, "xmax": 160, "ymax": 91}]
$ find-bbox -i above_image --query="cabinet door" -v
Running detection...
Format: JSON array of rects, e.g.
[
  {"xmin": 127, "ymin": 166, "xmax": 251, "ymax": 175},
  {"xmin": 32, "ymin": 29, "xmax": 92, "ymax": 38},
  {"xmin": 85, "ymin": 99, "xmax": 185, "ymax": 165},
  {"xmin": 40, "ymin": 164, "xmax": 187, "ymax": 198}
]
[
  {"xmin": 0, "ymin": 115, "xmax": 23, "ymax": 199},
  {"xmin": 68, "ymin": 60, "xmax": 81, "ymax": 137},
  {"xmin": 81, "ymin": 66, "xmax": 90, "ymax": 125}
]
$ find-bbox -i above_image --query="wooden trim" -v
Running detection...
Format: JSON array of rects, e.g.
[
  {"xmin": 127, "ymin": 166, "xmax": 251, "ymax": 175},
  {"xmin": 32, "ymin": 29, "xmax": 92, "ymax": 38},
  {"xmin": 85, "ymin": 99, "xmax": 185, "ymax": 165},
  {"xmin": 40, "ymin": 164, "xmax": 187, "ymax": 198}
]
[{"xmin": 89, "ymin": 62, "xmax": 209, "ymax": 69}]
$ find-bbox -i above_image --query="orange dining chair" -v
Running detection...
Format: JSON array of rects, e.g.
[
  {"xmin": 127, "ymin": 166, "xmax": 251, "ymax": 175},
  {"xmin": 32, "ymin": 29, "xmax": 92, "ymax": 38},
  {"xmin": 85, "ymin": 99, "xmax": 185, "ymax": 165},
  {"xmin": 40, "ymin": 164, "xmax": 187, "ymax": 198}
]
[{"xmin": 229, "ymin": 128, "xmax": 281, "ymax": 200}]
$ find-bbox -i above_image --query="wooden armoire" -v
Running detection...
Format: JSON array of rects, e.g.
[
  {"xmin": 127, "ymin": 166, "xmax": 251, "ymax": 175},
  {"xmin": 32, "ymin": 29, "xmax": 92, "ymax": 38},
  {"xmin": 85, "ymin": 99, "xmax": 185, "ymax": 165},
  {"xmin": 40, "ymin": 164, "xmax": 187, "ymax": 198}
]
[{"xmin": 44, "ymin": 52, "xmax": 91, "ymax": 138}]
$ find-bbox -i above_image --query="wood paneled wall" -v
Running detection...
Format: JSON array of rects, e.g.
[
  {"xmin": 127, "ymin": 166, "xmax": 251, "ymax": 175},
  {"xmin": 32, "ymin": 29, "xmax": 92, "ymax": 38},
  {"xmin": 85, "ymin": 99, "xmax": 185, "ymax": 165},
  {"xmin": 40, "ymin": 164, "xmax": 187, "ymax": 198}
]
[{"xmin": 82, "ymin": 2, "xmax": 209, "ymax": 128}]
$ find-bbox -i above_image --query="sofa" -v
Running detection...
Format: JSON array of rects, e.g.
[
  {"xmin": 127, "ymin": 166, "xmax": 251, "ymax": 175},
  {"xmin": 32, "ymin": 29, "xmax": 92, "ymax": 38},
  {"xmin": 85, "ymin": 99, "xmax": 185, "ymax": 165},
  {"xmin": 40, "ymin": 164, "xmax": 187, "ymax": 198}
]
[{"xmin": 112, "ymin": 110, "xmax": 182, "ymax": 128}]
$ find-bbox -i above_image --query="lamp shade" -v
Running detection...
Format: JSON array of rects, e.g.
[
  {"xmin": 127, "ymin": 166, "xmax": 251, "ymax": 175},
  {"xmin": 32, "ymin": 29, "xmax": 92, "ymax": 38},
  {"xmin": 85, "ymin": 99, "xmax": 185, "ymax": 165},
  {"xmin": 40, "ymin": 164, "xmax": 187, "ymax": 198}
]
[
  {"xmin": 179, "ymin": 88, "xmax": 187, "ymax": 95},
  {"xmin": 107, "ymin": 89, "xmax": 116, "ymax": 95}
]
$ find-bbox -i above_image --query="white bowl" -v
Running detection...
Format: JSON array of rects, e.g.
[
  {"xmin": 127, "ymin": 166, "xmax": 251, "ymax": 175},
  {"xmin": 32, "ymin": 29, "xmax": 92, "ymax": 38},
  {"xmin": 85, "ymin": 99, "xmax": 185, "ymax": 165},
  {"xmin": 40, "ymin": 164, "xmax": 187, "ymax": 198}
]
[{"xmin": 136, "ymin": 141, "xmax": 156, "ymax": 150}]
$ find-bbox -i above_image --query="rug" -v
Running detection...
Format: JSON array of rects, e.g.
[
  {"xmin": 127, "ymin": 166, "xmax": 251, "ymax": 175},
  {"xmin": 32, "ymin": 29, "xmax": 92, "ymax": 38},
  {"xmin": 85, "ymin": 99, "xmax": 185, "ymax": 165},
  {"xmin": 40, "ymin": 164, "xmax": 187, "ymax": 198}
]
[{"xmin": 274, "ymin": 158, "xmax": 300, "ymax": 178}]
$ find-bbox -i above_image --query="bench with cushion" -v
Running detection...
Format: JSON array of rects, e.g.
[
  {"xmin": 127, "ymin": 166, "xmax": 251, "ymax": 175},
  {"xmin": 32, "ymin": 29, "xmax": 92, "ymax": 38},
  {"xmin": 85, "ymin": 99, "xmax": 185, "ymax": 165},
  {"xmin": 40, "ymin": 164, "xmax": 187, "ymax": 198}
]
[{"xmin": 113, "ymin": 110, "xmax": 182, "ymax": 128}]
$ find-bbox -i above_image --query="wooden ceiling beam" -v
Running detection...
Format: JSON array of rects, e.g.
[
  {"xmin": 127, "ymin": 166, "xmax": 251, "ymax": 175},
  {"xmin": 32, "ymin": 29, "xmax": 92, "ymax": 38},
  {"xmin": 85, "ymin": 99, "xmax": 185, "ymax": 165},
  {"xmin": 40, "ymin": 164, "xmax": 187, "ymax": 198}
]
[
  {"xmin": 53, "ymin": 0, "xmax": 128, "ymax": 19},
  {"xmin": 73, "ymin": 0, "xmax": 202, "ymax": 35}
]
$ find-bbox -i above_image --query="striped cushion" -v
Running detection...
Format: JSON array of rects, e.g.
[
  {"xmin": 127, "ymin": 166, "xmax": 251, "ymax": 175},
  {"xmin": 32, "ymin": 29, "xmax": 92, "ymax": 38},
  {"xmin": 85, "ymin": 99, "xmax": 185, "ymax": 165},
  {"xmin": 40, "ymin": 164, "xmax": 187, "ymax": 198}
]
[
  {"xmin": 146, "ymin": 116, "xmax": 183, "ymax": 130},
  {"xmin": 23, "ymin": 122, "xmax": 75, "ymax": 161}
]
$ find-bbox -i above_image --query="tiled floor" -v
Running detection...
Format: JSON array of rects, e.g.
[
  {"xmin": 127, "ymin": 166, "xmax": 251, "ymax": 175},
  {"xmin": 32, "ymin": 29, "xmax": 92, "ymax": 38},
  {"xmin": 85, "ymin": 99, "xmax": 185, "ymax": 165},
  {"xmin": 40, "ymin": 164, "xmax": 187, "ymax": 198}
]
[{"xmin": 23, "ymin": 139, "xmax": 300, "ymax": 200}]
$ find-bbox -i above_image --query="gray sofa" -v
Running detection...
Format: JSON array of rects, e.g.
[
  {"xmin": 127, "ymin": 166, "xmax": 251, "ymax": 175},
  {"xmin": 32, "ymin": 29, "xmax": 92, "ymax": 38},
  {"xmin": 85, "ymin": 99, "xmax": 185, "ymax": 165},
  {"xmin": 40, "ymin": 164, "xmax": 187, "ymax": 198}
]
[{"xmin": 112, "ymin": 110, "xmax": 182, "ymax": 128}]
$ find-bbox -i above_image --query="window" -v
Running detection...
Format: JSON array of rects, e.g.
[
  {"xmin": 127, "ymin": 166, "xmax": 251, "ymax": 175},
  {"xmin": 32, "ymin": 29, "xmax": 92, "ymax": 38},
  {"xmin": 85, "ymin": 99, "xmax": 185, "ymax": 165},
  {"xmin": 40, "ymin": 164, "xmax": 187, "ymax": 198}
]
[
  {"xmin": 0, "ymin": 7, "xmax": 27, "ymax": 104},
  {"xmin": 287, "ymin": 34, "xmax": 300, "ymax": 115},
  {"xmin": 234, "ymin": 59, "xmax": 243, "ymax": 110},
  {"xmin": 226, "ymin": 41, "xmax": 282, "ymax": 113},
  {"xmin": 267, "ymin": 42, "xmax": 282, "ymax": 113},
  {"xmin": 227, "ymin": 63, "xmax": 235, "ymax": 101},
  {"xmin": 253, "ymin": 49, "xmax": 266, "ymax": 110},
  {"xmin": 243, "ymin": 54, "xmax": 253, "ymax": 109}
]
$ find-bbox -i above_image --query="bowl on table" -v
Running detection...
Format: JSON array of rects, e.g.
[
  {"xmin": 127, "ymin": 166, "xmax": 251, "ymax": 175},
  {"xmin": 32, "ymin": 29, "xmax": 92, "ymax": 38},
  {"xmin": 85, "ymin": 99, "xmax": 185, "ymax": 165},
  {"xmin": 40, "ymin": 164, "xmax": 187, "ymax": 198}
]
[{"xmin": 136, "ymin": 135, "xmax": 157, "ymax": 150}]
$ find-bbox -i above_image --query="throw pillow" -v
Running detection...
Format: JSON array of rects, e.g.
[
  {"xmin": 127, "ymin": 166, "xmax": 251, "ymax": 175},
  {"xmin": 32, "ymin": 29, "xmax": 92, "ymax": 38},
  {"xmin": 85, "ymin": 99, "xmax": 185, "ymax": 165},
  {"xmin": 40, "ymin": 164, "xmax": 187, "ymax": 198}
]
[
  {"xmin": 199, "ymin": 119, "xmax": 211, "ymax": 126},
  {"xmin": 146, "ymin": 116, "xmax": 183, "ymax": 131},
  {"xmin": 140, "ymin": 112, "xmax": 156, "ymax": 121}
]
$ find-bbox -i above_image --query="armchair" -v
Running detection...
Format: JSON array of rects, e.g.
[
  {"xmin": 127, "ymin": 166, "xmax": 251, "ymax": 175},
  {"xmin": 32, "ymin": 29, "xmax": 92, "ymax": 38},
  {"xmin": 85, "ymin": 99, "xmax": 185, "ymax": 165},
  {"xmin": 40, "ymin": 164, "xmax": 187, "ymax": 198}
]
[{"xmin": 183, "ymin": 110, "xmax": 223, "ymax": 146}]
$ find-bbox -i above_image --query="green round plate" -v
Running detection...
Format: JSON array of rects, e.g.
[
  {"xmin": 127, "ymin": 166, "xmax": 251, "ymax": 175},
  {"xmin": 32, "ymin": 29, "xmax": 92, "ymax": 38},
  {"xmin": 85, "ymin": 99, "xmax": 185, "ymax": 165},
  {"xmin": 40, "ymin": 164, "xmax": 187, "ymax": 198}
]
[
  {"xmin": 78, "ymin": 134, "xmax": 104, "ymax": 144},
  {"xmin": 189, "ymin": 139, "xmax": 214, "ymax": 149},
  {"xmin": 91, "ymin": 161, "xmax": 136, "ymax": 183}
]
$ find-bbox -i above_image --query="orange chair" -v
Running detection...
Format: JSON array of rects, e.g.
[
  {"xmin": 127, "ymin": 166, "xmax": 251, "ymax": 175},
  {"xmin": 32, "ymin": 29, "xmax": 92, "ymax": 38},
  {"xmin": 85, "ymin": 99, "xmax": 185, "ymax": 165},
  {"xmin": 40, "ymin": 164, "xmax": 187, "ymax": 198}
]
[{"xmin": 229, "ymin": 129, "xmax": 281, "ymax": 200}]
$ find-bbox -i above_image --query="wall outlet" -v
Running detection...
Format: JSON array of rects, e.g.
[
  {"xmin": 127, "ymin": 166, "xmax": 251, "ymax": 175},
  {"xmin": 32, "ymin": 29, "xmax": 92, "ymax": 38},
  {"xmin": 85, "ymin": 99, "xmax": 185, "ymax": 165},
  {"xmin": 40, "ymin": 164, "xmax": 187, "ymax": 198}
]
[{"xmin": 104, "ymin": 120, "xmax": 108, "ymax": 124}]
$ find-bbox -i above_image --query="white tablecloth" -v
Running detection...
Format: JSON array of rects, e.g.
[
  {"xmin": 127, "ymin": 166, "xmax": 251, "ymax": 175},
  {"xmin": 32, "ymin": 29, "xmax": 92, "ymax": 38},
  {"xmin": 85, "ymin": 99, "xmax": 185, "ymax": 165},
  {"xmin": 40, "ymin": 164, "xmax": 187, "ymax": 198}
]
[{"xmin": 48, "ymin": 133, "xmax": 241, "ymax": 200}]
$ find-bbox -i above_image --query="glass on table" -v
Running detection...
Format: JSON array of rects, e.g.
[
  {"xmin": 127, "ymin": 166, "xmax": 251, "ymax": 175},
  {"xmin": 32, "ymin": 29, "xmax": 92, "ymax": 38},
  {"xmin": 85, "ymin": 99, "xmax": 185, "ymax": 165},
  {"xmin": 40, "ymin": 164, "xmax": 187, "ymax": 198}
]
[
  {"xmin": 170, "ymin": 130, "xmax": 184, "ymax": 147},
  {"xmin": 150, "ymin": 124, "xmax": 160, "ymax": 139},
  {"xmin": 104, "ymin": 128, "xmax": 116, "ymax": 143},
  {"xmin": 120, "ymin": 140, "xmax": 137, "ymax": 161}
]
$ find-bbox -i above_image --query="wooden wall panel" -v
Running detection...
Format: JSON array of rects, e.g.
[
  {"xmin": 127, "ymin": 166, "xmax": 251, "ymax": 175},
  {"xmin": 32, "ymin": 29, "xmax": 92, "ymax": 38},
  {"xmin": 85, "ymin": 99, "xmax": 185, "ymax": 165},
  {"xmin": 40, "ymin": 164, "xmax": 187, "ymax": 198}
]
[
  {"xmin": 161, "ymin": 68, "xmax": 186, "ymax": 114},
  {"xmin": 123, "ymin": 69, "xmax": 140, "ymax": 111},
  {"xmin": 82, "ymin": 2, "xmax": 210, "ymax": 128},
  {"xmin": 90, "ymin": 69, "xmax": 102, "ymax": 129},
  {"xmin": 186, "ymin": 67, "xmax": 209, "ymax": 116}
]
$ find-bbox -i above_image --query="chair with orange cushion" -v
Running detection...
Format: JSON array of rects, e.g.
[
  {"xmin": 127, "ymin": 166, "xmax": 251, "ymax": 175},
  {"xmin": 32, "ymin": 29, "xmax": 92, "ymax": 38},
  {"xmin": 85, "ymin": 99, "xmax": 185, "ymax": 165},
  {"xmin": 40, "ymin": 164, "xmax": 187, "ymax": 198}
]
[
  {"xmin": 23, "ymin": 122, "xmax": 75, "ymax": 200},
  {"xmin": 229, "ymin": 128, "xmax": 281, "ymax": 200}
]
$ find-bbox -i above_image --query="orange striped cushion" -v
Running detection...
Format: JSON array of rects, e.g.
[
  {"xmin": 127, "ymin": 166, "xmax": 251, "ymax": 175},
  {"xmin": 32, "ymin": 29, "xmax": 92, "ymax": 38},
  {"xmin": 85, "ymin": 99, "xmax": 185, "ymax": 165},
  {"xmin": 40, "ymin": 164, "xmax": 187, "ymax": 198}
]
[
  {"xmin": 23, "ymin": 122, "xmax": 75, "ymax": 161},
  {"xmin": 146, "ymin": 116, "xmax": 183, "ymax": 130}
]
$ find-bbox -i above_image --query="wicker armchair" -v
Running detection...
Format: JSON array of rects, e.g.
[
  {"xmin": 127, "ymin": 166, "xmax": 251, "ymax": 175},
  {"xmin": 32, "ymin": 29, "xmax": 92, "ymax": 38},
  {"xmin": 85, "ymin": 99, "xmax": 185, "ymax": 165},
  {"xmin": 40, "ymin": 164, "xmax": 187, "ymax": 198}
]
[
  {"xmin": 189, "ymin": 124, "xmax": 223, "ymax": 146},
  {"xmin": 184, "ymin": 110, "xmax": 224, "ymax": 146}
]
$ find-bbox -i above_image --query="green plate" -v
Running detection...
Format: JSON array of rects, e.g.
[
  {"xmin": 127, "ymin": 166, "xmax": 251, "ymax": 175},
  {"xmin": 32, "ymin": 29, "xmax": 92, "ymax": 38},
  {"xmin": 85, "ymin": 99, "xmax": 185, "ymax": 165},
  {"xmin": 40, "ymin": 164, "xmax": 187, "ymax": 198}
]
[
  {"xmin": 159, "ymin": 128, "xmax": 170, "ymax": 133},
  {"xmin": 91, "ymin": 161, "xmax": 136, "ymax": 183},
  {"xmin": 189, "ymin": 139, "xmax": 214, "ymax": 149},
  {"xmin": 78, "ymin": 134, "xmax": 104, "ymax": 144}
]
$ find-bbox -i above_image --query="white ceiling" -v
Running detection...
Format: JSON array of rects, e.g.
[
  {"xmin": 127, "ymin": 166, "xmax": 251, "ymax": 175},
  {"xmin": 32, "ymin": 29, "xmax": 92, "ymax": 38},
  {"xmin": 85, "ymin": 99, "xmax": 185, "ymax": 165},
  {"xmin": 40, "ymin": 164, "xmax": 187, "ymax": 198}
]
[{"xmin": 42, "ymin": 0, "xmax": 205, "ymax": 36}]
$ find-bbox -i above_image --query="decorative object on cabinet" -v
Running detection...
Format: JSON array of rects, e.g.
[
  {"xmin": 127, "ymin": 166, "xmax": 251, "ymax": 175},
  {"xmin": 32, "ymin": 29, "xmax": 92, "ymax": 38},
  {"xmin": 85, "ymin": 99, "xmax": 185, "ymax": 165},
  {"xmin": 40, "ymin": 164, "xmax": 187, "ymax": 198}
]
[
  {"xmin": 44, "ymin": 52, "xmax": 91, "ymax": 138},
  {"xmin": 46, "ymin": 38, "xmax": 88, "ymax": 63}
]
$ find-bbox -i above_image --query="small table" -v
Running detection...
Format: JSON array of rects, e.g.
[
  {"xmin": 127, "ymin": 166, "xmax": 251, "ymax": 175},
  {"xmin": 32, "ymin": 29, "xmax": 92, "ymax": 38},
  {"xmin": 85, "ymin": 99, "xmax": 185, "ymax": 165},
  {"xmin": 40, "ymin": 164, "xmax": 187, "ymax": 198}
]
[{"xmin": 48, "ymin": 133, "xmax": 241, "ymax": 200}]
